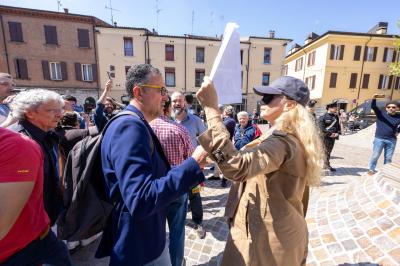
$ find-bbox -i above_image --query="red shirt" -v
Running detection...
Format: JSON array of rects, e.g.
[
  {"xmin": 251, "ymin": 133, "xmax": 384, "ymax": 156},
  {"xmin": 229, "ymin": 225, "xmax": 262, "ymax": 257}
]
[
  {"xmin": 150, "ymin": 116, "xmax": 194, "ymax": 166},
  {"xmin": 0, "ymin": 128, "xmax": 50, "ymax": 263}
]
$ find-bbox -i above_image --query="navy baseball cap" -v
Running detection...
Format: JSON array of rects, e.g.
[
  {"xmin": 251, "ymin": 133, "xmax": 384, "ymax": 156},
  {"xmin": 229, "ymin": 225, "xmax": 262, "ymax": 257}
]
[{"xmin": 254, "ymin": 76, "xmax": 310, "ymax": 106}]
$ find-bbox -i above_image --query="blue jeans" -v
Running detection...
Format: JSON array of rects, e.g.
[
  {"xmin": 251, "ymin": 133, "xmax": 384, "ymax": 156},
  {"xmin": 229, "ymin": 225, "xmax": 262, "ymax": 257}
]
[
  {"xmin": 368, "ymin": 137, "xmax": 397, "ymax": 171},
  {"xmin": 2, "ymin": 230, "xmax": 71, "ymax": 266},
  {"xmin": 167, "ymin": 193, "xmax": 188, "ymax": 266}
]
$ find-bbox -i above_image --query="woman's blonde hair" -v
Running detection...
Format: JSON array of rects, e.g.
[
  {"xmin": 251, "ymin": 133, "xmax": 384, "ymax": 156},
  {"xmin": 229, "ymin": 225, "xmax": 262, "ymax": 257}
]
[{"xmin": 274, "ymin": 102, "xmax": 324, "ymax": 186}]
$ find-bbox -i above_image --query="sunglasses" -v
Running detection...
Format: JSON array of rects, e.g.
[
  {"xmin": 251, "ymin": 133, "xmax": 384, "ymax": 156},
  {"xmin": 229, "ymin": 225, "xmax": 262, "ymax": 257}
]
[
  {"xmin": 140, "ymin": 84, "xmax": 168, "ymax": 96},
  {"xmin": 260, "ymin": 94, "xmax": 285, "ymax": 105}
]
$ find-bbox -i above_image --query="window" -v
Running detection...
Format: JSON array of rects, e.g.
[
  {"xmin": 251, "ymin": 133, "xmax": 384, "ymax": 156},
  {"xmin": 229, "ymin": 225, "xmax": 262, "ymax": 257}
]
[
  {"xmin": 295, "ymin": 57, "xmax": 303, "ymax": 71},
  {"xmin": 125, "ymin": 66, "xmax": 131, "ymax": 75},
  {"xmin": 14, "ymin": 58, "xmax": 28, "ymax": 79},
  {"xmin": 8, "ymin": 22, "xmax": 23, "ymax": 42},
  {"xmin": 305, "ymin": 76, "xmax": 316, "ymax": 90},
  {"xmin": 283, "ymin": 65, "xmax": 288, "ymax": 76},
  {"xmin": 362, "ymin": 74, "xmax": 370, "ymax": 89},
  {"xmin": 81, "ymin": 64, "xmax": 93, "ymax": 81},
  {"xmin": 354, "ymin": 45, "xmax": 362, "ymax": 61},
  {"xmin": 195, "ymin": 69, "xmax": 205, "ymax": 87},
  {"xmin": 165, "ymin": 68, "xmax": 175, "ymax": 87},
  {"xmin": 364, "ymin": 46, "xmax": 377, "ymax": 62},
  {"xmin": 196, "ymin": 47, "xmax": 205, "ymax": 63},
  {"xmin": 240, "ymin": 50, "xmax": 243, "ymax": 65},
  {"xmin": 263, "ymin": 48, "xmax": 271, "ymax": 64},
  {"xmin": 349, "ymin": 73, "xmax": 358, "ymax": 89},
  {"xmin": 394, "ymin": 76, "xmax": 400, "ymax": 90},
  {"xmin": 329, "ymin": 73, "xmax": 337, "ymax": 88},
  {"xmin": 78, "ymin": 29, "xmax": 90, "ymax": 48},
  {"xmin": 49, "ymin": 62, "xmax": 62, "ymax": 80},
  {"xmin": 307, "ymin": 51, "xmax": 316, "ymax": 66},
  {"xmin": 165, "ymin": 45, "xmax": 174, "ymax": 61},
  {"xmin": 378, "ymin": 75, "xmax": 393, "ymax": 90},
  {"xmin": 383, "ymin": 48, "xmax": 396, "ymax": 63},
  {"xmin": 124, "ymin": 37, "xmax": 133, "ymax": 56},
  {"xmin": 262, "ymin": 73, "xmax": 270, "ymax": 86},
  {"xmin": 44, "ymin": 25, "xmax": 58, "ymax": 45},
  {"xmin": 330, "ymin": 44, "xmax": 344, "ymax": 60}
]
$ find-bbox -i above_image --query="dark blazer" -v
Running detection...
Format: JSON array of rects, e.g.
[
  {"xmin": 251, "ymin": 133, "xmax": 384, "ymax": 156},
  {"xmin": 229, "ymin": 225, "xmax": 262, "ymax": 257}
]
[{"xmin": 99, "ymin": 104, "xmax": 204, "ymax": 265}]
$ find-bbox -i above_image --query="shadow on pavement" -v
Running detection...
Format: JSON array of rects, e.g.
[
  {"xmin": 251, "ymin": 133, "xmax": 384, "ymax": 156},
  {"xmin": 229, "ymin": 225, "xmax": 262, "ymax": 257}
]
[
  {"xmin": 325, "ymin": 167, "xmax": 368, "ymax": 177},
  {"xmin": 320, "ymin": 181, "xmax": 347, "ymax": 186},
  {"xmin": 196, "ymin": 251, "xmax": 224, "ymax": 266},
  {"xmin": 201, "ymin": 216, "xmax": 229, "ymax": 242}
]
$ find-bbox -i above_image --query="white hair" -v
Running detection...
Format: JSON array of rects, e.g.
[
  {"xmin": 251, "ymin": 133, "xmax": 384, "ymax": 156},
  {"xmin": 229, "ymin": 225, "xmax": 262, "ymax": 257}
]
[
  {"xmin": 237, "ymin": 111, "xmax": 249, "ymax": 119},
  {"xmin": 10, "ymin": 89, "xmax": 64, "ymax": 120}
]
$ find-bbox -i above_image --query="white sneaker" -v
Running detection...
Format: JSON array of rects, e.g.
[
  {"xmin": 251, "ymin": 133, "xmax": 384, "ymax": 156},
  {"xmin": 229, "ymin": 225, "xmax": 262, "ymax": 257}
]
[
  {"xmin": 67, "ymin": 241, "xmax": 80, "ymax": 250},
  {"xmin": 80, "ymin": 232, "xmax": 102, "ymax": 246}
]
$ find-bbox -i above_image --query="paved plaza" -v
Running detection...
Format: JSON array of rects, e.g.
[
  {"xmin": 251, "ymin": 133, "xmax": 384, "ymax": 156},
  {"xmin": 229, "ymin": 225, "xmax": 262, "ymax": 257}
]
[{"xmin": 72, "ymin": 125, "xmax": 400, "ymax": 266}]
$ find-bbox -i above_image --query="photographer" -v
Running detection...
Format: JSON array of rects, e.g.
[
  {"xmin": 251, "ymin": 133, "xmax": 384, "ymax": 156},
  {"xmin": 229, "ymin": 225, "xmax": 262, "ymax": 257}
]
[
  {"xmin": 94, "ymin": 79, "xmax": 124, "ymax": 131},
  {"xmin": 318, "ymin": 101, "xmax": 341, "ymax": 172}
]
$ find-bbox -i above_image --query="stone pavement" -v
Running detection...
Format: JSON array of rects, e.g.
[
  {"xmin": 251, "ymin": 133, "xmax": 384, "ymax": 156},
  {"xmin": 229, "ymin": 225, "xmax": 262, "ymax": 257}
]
[{"xmin": 72, "ymin": 125, "xmax": 400, "ymax": 266}]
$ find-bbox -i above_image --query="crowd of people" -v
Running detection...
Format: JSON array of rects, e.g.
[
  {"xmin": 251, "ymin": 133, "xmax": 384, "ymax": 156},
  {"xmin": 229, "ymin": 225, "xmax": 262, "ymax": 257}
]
[{"xmin": 0, "ymin": 65, "xmax": 399, "ymax": 266}]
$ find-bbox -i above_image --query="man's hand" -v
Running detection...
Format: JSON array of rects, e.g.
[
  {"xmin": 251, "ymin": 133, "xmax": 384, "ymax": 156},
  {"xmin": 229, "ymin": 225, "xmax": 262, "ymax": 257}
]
[
  {"xmin": 372, "ymin": 94, "xmax": 385, "ymax": 99},
  {"xmin": 191, "ymin": 145, "xmax": 208, "ymax": 169},
  {"xmin": 196, "ymin": 77, "xmax": 219, "ymax": 110},
  {"xmin": 105, "ymin": 79, "xmax": 113, "ymax": 92},
  {"xmin": 330, "ymin": 133, "xmax": 339, "ymax": 138},
  {"xmin": 2, "ymin": 95, "xmax": 16, "ymax": 104}
]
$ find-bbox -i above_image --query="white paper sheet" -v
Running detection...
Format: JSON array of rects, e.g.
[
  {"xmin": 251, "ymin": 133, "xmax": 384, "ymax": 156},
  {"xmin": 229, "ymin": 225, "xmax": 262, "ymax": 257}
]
[{"xmin": 209, "ymin": 23, "xmax": 242, "ymax": 104}]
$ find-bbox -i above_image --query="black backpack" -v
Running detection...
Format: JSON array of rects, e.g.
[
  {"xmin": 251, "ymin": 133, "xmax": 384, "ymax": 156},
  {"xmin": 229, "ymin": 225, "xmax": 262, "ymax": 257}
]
[{"xmin": 57, "ymin": 110, "xmax": 154, "ymax": 241}]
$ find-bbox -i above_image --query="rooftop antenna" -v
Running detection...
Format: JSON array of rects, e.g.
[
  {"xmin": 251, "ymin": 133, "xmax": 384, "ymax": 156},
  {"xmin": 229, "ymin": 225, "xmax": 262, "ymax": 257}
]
[
  {"xmin": 155, "ymin": 0, "xmax": 162, "ymax": 32},
  {"xmin": 57, "ymin": 0, "xmax": 62, "ymax": 12},
  {"xmin": 191, "ymin": 10, "xmax": 194, "ymax": 35},
  {"xmin": 105, "ymin": 0, "xmax": 120, "ymax": 25}
]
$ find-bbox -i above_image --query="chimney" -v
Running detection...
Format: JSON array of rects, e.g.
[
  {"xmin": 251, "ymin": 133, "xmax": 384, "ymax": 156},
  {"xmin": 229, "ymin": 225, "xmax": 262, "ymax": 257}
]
[
  {"xmin": 269, "ymin": 30, "xmax": 275, "ymax": 38},
  {"xmin": 289, "ymin": 43, "xmax": 301, "ymax": 54},
  {"xmin": 304, "ymin": 32, "xmax": 319, "ymax": 45},
  {"xmin": 63, "ymin": 8, "xmax": 69, "ymax": 14},
  {"xmin": 367, "ymin": 22, "xmax": 388, "ymax": 35},
  {"xmin": 114, "ymin": 22, "xmax": 117, "ymax": 27}
]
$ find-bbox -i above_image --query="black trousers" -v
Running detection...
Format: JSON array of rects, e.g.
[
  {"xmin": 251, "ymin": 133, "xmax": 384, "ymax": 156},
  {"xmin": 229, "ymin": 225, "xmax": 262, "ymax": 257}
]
[
  {"xmin": 324, "ymin": 137, "xmax": 335, "ymax": 167},
  {"xmin": 188, "ymin": 189, "xmax": 203, "ymax": 225}
]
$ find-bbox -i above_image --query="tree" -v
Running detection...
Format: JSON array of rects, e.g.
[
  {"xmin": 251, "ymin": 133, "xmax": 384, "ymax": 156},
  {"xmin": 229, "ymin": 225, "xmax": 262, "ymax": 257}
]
[{"xmin": 389, "ymin": 20, "xmax": 400, "ymax": 76}]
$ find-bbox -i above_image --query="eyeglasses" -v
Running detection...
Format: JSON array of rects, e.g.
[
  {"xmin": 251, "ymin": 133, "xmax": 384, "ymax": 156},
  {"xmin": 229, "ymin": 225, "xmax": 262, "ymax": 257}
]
[
  {"xmin": 140, "ymin": 84, "xmax": 168, "ymax": 96},
  {"xmin": 386, "ymin": 106, "xmax": 397, "ymax": 109}
]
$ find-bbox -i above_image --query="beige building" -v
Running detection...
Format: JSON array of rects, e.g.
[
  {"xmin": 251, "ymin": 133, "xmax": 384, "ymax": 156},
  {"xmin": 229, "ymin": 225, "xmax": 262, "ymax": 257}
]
[
  {"xmin": 284, "ymin": 22, "xmax": 400, "ymax": 113},
  {"xmin": 0, "ymin": 5, "xmax": 110, "ymax": 104},
  {"xmin": 95, "ymin": 26, "xmax": 291, "ymax": 112}
]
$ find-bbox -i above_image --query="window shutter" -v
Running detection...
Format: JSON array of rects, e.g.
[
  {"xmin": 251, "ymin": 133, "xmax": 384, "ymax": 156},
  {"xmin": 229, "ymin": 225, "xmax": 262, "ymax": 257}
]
[
  {"xmin": 330, "ymin": 44, "xmax": 335, "ymax": 60},
  {"xmin": 329, "ymin": 73, "xmax": 337, "ymax": 88},
  {"xmin": 78, "ymin": 29, "xmax": 90, "ymax": 48},
  {"xmin": 61, "ymin": 62, "xmax": 68, "ymax": 80},
  {"xmin": 350, "ymin": 73, "xmax": 357, "ymax": 88},
  {"xmin": 19, "ymin": 59, "xmax": 28, "ymax": 79},
  {"xmin": 92, "ymin": 64, "xmax": 97, "ymax": 81},
  {"xmin": 378, "ymin": 75, "xmax": 383, "ymax": 89},
  {"xmin": 362, "ymin": 74, "xmax": 370, "ymax": 89},
  {"xmin": 312, "ymin": 76, "xmax": 315, "ymax": 89},
  {"xmin": 383, "ymin": 48, "xmax": 388, "ymax": 62},
  {"xmin": 75, "ymin": 63, "xmax": 82, "ymax": 81},
  {"xmin": 396, "ymin": 77, "xmax": 400, "ymax": 90},
  {"xmin": 392, "ymin": 50, "xmax": 397, "ymax": 63},
  {"xmin": 44, "ymin": 25, "xmax": 58, "ymax": 44},
  {"xmin": 42, "ymin": 60, "xmax": 50, "ymax": 80},
  {"xmin": 363, "ymin": 46, "xmax": 368, "ymax": 61},
  {"xmin": 8, "ymin": 22, "xmax": 23, "ymax": 42},
  {"xmin": 388, "ymin": 76, "xmax": 393, "ymax": 89},
  {"xmin": 354, "ymin": 46, "xmax": 361, "ymax": 61},
  {"xmin": 373, "ymin": 47, "xmax": 377, "ymax": 62},
  {"xmin": 339, "ymin": 45, "xmax": 345, "ymax": 60}
]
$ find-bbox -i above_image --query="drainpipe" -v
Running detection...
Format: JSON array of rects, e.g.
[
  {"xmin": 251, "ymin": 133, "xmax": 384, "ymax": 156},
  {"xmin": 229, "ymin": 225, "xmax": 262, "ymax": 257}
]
[
  {"xmin": 302, "ymin": 48, "xmax": 307, "ymax": 81},
  {"xmin": 245, "ymin": 41, "xmax": 251, "ymax": 111},
  {"xmin": 184, "ymin": 34, "xmax": 187, "ymax": 92},
  {"xmin": 355, "ymin": 36, "xmax": 372, "ymax": 108},
  {"xmin": 93, "ymin": 25, "xmax": 100, "ymax": 98},
  {"xmin": 0, "ymin": 15, "xmax": 10, "ymax": 73}
]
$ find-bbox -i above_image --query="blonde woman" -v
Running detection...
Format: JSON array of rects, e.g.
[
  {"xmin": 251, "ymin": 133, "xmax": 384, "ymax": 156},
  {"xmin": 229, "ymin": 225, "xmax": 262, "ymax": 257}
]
[{"xmin": 196, "ymin": 76, "xmax": 323, "ymax": 266}]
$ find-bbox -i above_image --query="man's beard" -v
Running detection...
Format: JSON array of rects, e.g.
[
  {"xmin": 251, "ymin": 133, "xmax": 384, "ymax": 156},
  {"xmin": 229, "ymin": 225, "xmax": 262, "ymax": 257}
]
[{"xmin": 173, "ymin": 107, "xmax": 184, "ymax": 117}]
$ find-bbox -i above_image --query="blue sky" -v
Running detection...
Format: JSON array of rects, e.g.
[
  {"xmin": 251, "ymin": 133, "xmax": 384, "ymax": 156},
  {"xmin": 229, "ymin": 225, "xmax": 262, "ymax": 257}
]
[{"xmin": 3, "ymin": 0, "xmax": 400, "ymax": 46}]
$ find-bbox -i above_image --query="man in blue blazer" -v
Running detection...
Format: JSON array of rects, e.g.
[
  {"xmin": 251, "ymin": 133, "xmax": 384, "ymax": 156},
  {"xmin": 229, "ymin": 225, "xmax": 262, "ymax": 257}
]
[{"xmin": 99, "ymin": 64, "xmax": 207, "ymax": 265}]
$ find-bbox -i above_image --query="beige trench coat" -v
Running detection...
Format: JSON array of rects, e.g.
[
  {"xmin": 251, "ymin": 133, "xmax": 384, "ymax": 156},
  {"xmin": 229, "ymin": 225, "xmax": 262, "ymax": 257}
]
[{"xmin": 198, "ymin": 122, "xmax": 308, "ymax": 266}]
